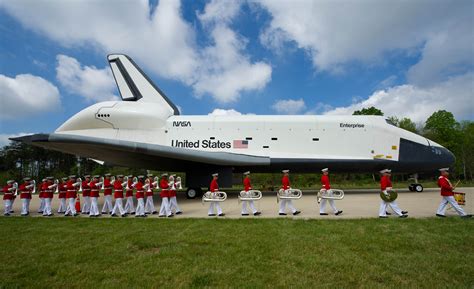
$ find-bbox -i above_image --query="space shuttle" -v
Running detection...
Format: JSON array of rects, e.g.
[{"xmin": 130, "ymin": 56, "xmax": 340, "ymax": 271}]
[{"xmin": 12, "ymin": 54, "xmax": 455, "ymax": 198}]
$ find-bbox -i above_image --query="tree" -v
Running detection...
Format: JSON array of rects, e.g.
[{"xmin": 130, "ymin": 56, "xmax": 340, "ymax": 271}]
[
  {"xmin": 424, "ymin": 110, "xmax": 460, "ymax": 149},
  {"xmin": 353, "ymin": 107, "xmax": 384, "ymax": 116},
  {"xmin": 398, "ymin": 118, "xmax": 417, "ymax": 133}
]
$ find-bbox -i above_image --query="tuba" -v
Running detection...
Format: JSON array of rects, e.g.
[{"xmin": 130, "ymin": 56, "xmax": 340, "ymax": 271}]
[
  {"xmin": 100, "ymin": 177, "xmax": 105, "ymax": 190},
  {"xmin": 277, "ymin": 188, "xmax": 302, "ymax": 203},
  {"xmin": 132, "ymin": 177, "xmax": 138, "ymax": 187},
  {"xmin": 202, "ymin": 191, "xmax": 227, "ymax": 204},
  {"xmin": 28, "ymin": 180, "xmax": 36, "ymax": 195},
  {"xmin": 122, "ymin": 176, "xmax": 129, "ymax": 190},
  {"xmin": 380, "ymin": 189, "xmax": 398, "ymax": 202},
  {"xmin": 153, "ymin": 176, "xmax": 159, "ymax": 188},
  {"xmin": 317, "ymin": 189, "xmax": 344, "ymax": 203},
  {"xmin": 12, "ymin": 182, "xmax": 19, "ymax": 196},
  {"xmin": 76, "ymin": 178, "xmax": 83, "ymax": 192},
  {"xmin": 111, "ymin": 176, "xmax": 116, "ymax": 183},
  {"xmin": 54, "ymin": 179, "xmax": 59, "ymax": 193},
  {"xmin": 175, "ymin": 176, "xmax": 183, "ymax": 189},
  {"xmin": 238, "ymin": 190, "xmax": 262, "ymax": 202}
]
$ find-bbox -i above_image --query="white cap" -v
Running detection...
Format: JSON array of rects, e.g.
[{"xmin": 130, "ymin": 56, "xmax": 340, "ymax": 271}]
[
  {"xmin": 379, "ymin": 169, "xmax": 391, "ymax": 174},
  {"xmin": 7, "ymin": 180, "xmax": 15, "ymax": 184},
  {"xmin": 282, "ymin": 169, "xmax": 290, "ymax": 173},
  {"xmin": 104, "ymin": 173, "xmax": 111, "ymax": 177},
  {"xmin": 439, "ymin": 168, "xmax": 449, "ymax": 172},
  {"xmin": 321, "ymin": 168, "xmax": 329, "ymax": 172},
  {"xmin": 243, "ymin": 171, "xmax": 250, "ymax": 175},
  {"xmin": 212, "ymin": 173, "xmax": 219, "ymax": 177},
  {"xmin": 147, "ymin": 173, "xmax": 154, "ymax": 177},
  {"xmin": 23, "ymin": 177, "xmax": 31, "ymax": 181},
  {"xmin": 68, "ymin": 175, "xmax": 76, "ymax": 179},
  {"xmin": 161, "ymin": 173, "xmax": 168, "ymax": 177}
]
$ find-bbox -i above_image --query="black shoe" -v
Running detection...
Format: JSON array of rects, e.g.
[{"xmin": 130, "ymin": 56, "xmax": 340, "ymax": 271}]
[
  {"xmin": 218, "ymin": 213, "xmax": 225, "ymax": 217},
  {"xmin": 131, "ymin": 212, "xmax": 135, "ymax": 215},
  {"xmin": 152, "ymin": 211, "xmax": 158, "ymax": 215},
  {"xmin": 121, "ymin": 214, "xmax": 127, "ymax": 217},
  {"xmin": 145, "ymin": 212, "xmax": 150, "ymax": 215},
  {"xmin": 208, "ymin": 214, "xmax": 216, "ymax": 216},
  {"xmin": 402, "ymin": 211, "xmax": 408, "ymax": 215},
  {"xmin": 64, "ymin": 214, "xmax": 71, "ymax": 217},
  {"xmin": 436, "ymin": 214, "xmax": 446, "ymax": 218},
  {"xmin": 95, "ymin": 214, "xmax": 101, "ymax": 217},
  {"xmin": 461, "ymin": 215, "xmax": 472, "ymax": 219},
  {"xmin": 379, "ymin": 216, "xmax": 388, "ymax": 218},
  {"xmin": 176, "ymin": 211, "xmax": 183, "ymax": 215},
  {"xmin": 254, "ymin": 212, "xmax": 261, "ymax": 216},
  {"xmin": 385, "ymin": 211, "xmax": 392, "ymax": 215},
  {"xmin": 167, "ymin": 214, "xmax": 174, "ymax": 218},
  {"xmin": 320, "ymin": 213, "xmax": 328, "ymax": 216},
  {"xmin": 101, "ymin": 212, "xmax": 106, "ymax": 215},
  {"xmin": 399, "ymin": 214, "xmax": 408, "ymax": 218},
  {"xmin": 335, "ymin": 210, "xmax": 343, "ymax": 216},
  {"xmin": 279, "ymin": 213, "xmax": 287, "ymax": 216},
  {"xmin": 159, "ymin": 215, "xmax": 166, "ymax": 218},
  {"xmin": 111, "ymin": 214, "xmax": 117, "ymax": 217},
  {"xmin": 38, "ymin": 211, "xmax": 43, "ymax": 214},
  {"xmin": 48, "ymin": 214, "xmax": 54, "ymax": 217},
  {"xmin": 73, "ymin": 213, "xmax": 79, "ymax": 217},
  {"xmin": 141, "ymin": 215, "xmax": 147, "ymax": 218},
  {"xmin": 4, "ymin": 213, "xmax": 10, "ymax": 216},
  {"xmin": 293, "ymin": 211, "xmax": 301, "ymax": 216},
  {"xmin": 241, "ymin": 213, "xmax": 249, "ymax": 216}
]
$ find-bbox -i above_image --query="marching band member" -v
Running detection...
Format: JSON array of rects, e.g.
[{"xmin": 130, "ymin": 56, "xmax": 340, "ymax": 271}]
[
  {"xmin": 101, "ymin": 173, "xmax": 113, "ymax": 214},
  {"xmin": 43, "ymin": 177, "xmax": 55, "ymax": 216},
  {"xmin": 19, "ymin": 178, "xmax": 34, "ymax": 216},
  {"xmin": 57, "ymin": 177, "xmax": 67, "ymax": 214},
  {"xmin": 124, "ymin": 175, "xmax": 135, "ymax": 215},
  {"xmin": 38, "ymin": 178, "xmax": 47, "ymax": 214},
  {"xmin": 134, "ymin": 176, "xmax": 146, "ymax": 217},
  {"xmin": 81, "ymin": 175, "xmax": 91, "ymax": 214},
  {"xmin": 436, "ymin": 168, "xmax": 471, "ymax": 218},
  {"xmin": 168, "ymin": 175, "xmax": 182, "ymax": 215},
  {"xmin": 111, "ymin": 175, "xmax": 126, "ymax": 217},
  {"xmin": 64, "ymin": 175, "xmax": 79, "ymax": 217},
  {"xmin": 379, "ymin": 169, "xmax": 408, "ymax": 218},
  {"xmin": 208, "ymin": 173, "xmax": 225, "ymax": 217},
  {"xmin": 279, "ymin": 170, "xmax": 301, "ymax": 216},
  {"xmin": 144, "ymin": 174, "xmax": 158, "ymax": 215},
  {"xmin": 2, "ymin": 180, "xmax": 15, "ymax": 216},
  {"xmin": 241, "ymin": 171, "xmax": 260, "ymax": 216},
  {"xmin": 319, "ymin": 168, "xmax": 343, "ymax": 216},
  {"xmin": 158, "ymin": 173, "xmax": 172, "ymax": 217},
  {"xmin": 89, "ymin": 175, "xmax": 101, "ymax": 217}
]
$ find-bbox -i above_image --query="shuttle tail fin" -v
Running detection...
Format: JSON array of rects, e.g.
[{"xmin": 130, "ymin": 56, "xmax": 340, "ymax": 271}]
[{"xmin": 107, "ymin": 54, "xmax": 179, "ymax": 115}]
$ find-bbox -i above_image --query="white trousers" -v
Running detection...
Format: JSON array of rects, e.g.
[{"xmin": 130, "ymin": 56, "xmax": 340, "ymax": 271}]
[
  {"xmin": 102, "ymin": 195, "xmax": 113, "ymax": 213},
  {"xmin": 43, "ymin": 198, "xmax": 52, "ymax": 216},
  {"xmin": 159, "ymin": 197, "xmax": 172, "ymax": 216},
  {"xmin": 135, "ymin": 198, "xmax": 145, "ymax": 216},
  {"xmin": 437, "ymin": 196, "xmax": 466, "ymax": 216},
  {"xmin": 38, "ymin": 197, "xmax": 45, "ymax": 212},
  {"xmin": 4, "ymin": 200, "xmax": 12, "ymax": 214},
  {"xmin": 124, "ymin": 196, "xmax": 135, "ymax": 213},
  {"xmin": 21, "ymin": 199, "xmax": 31, "ymax": 215},
  {"xmin": 241, "ymin": 200, "xmax": 257, "ymax": 214},
  {"xmin": 379, "ymin": 200, "xmax": 402, "ymax": 216},
  {"xmin": 208, "ymin": 202, "xmax": 223, "ymax": 215},
  {"xmin": 112, "ymin": 198, "xmax": 125, "ymax": 216},
  {"xmin": 82, "ymin": 196, "xmax": 90, "ymax": 213},
  {"xmin": 320, "ymin": 190, "xmax": 338, "ymax": 214},
  {"xmin": 169, "ymin": 196, "xmax": 181, "ymax": 213},
  {"xmin": 145, "ymin": 196, "xmax": 157, "ymax": 213},
  {"xmin": 65, "ymin": 198, "xmax": 77, "ymax": 215},
  {"xmin": 279, "ymin": 199, "xmax": 297, "ymax": 214},
  {"xmin": 89, "ymin": 197, "xmax": 99, "ymax": 216},
  {"xmin": 58, "ymin": 198, "xmax": 67, "ymax": 213}
]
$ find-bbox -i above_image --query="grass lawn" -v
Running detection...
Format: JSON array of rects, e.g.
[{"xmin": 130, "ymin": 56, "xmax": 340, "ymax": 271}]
[{"xmin": 0, "ymin": 217, "xmax": 473, "ymax": 289}]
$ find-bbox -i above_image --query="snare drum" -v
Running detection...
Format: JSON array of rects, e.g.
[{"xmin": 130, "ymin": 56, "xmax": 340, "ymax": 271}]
[{"xmin": 453, "ymin": 192, "xmax": 466, "ymax": 206}]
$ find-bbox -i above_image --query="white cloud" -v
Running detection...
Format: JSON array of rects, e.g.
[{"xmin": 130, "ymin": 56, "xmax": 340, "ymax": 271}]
[
  {"xmin": 0, "ymin": 74, "xmax": 61, "ymax": 119},
  {"xmin": 208, "ymin": 108, "xmax": 244, "ymax": 116},
  {"xmin": 0, "ymin": 132, "xmax": 33, "ymax": 148},
  {"xmin": 1, "ymin": 0, "xmax": 272, "ymax": 103},
  {"xmin": 272, "ymin": 98, "xmax": 306, "ymax": 115},
  {"xmin": 324, "ymin": 73, "xmax": 474, "ymax": 122},
  {"xmin": 56, "ymin": 54, "xmax": 118, "ymax": 102}
]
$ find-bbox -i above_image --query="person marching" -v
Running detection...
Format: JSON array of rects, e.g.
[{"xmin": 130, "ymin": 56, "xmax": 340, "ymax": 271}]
[
  {"xmin": 379, "ymin": 169, "xmax": 408, "ymax": 218},
  {"xmin": 168, "ymin": 175, "xmax": 182, "ymax": 215},
  {"xmin": 158, "ymin": 173, "xmax": 172, "ymax": 217},
  {"xmin": 111, "ymin": 175, "xmax": 126, "ymax": 217},
  {"xmin": 89, "ymin": 175, "xmax": 101, "ymax": 217},
  {"xmin": 101, "ymin": 173, "xmax": 113, "ymax": 214},
  {"xmin": 81, "ymin": 175, "xmax": 91, "ymax": 214},
  {"xmin": 64, "ymin": 175, "xmax": 79, "ymax": 217},
  {"xmin": 144, "ymin": 174, "xmax": 158, "ymax": 215},
  {"xmin": 43, "ymin": 177, "xmax": 55, "ymax": 216},
  {"xmin": 319, "ymin": 168, "xmax": 343, "ymax": 216},
  {"xmin": 124, "ymin": 175, "xmax": 135, "ymax": 215},
  {"xmin": 208, "ymin": 173, "xmax": 225, "ymax": 217},
  {"xmin": 241, "ymin": 171, "xmax": 261, "ymax": 216},
  {"xmin": 19, "ymin": 178, "xmax": 34, "ymax": 216},
  {"xmin": 2, "ymin": 180, "xmax": 15, "ymax": 216},
  {"xmin": 436, "ymin": 168, "xmax": 472, "ymax": 218},
  {"xmin": 57, "ymin": 177, "xmax": 67, "ymax": 214},
  {"xmin": 38, "ymin": 178, "xmax": 47, "ymax": 214},
  {"xmin": 134, "ymin": 175, "xmax": 146, "ymax": 217},
  {"xmin": 279, "ymin": 170, "xmax": 301, "ymax": 216}
]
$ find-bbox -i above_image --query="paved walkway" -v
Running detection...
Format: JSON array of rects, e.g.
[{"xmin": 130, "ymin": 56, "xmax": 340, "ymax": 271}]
[{"xmin": 4, "ymin": 188, "xmax": 473, "ymax": 219}]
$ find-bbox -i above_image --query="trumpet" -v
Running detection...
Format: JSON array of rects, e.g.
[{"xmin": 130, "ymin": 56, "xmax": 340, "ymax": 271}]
[
  {"xmin": 317, "ymin": 189, "xmax": 344, "ymax": 203},
  {"xmin": 202, "ymin": 191, "xmax": 227, "ymax": 204},
  {"xmin": 277, "ymin": 188, "xmax": 302, "ymax": 203},
  {"xmin": 238, "ymin": 190, "xmax": 262, "ymax": 202}
]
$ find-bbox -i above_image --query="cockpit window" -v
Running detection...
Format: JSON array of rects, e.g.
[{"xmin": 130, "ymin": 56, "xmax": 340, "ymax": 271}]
[{"xmin": 385, "ymin": 119, "xmax": 397, "ymax": 126}]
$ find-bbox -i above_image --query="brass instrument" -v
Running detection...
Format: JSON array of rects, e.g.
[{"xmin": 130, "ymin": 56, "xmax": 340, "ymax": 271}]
[
  {"xmin": 175, "ymin": 176, "xmax": 183, "ymax": 189},
  {"xmin": 75, "ymin": 177, "xmax": 83, "ymax": 192},
  {"xmin": 132, "ymin": 177, "xmax": 138, "ymax": 188},
  {"xmin": 202, "ymin": 191, "xmax": 227, "ymax": 204},
  {"xmin": 153, "ymin": 176, "xmax": 159, "ymax": 188},
  {"xmin": 12, "ymin": 182, "xmax": 19, "ymax": 196},
  {"xmin": 277, "ymin": 188, "xmax": 302, "ymax": 202},
  {"xmin": 317, "ymin": 189, "xmax": 344, "ymax": 203},
  {"xmin": 122, "ymin": 176, "xmax": 129, "ymax": 190},
  {"xmin": 380, "ymin": 189, "xmax": 398, "ymax": 202},
  {"xmin": 100, "ymin": 177, "xmax": 105, "ymax": 190},
  {"xmin": 238, "ymin": 190, "xmax": 262, "ymax": 202},
  {"xmin": 54, "ymin": 179, "xmax": 59, "ymax": 193}
]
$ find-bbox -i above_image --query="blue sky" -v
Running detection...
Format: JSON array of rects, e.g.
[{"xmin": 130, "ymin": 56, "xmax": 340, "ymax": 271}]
[{"xmin": 0, "ymin": 0, "xmax": 473, "ymax": 146}]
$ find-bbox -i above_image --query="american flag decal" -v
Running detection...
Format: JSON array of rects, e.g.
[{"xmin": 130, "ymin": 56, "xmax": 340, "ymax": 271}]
[{"xmin": 233, "ymin": 140, "xmax": 248, "ymax": 149}]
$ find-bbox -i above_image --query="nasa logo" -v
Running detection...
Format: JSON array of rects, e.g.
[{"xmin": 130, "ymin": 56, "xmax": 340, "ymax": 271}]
[{"xmin": 173, "ymin": 121, "xmax": 191, "ymax": 127}]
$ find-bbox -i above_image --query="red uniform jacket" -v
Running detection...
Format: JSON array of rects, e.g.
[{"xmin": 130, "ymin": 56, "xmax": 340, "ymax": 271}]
[
  {"xmin": 135, "ymin": 182, "xmax": 144, "ymax": 199},
  {"xmin": 66, "ymin": 180, "xmax": 77, "ymax": 199},
  {"xmin": 82, "ymin": 180, "xmax": 91, "ymax": 197},
  {"xmin": 380, "ymin": 176, "xmax": 392, "ymax": 191},
  {"xmin": 321, "ymin": 175, "xmax": 330, "ymax": 190},
  {"xmin": 103, "ymin": 179, "xmax": 112, "ymax": 196},
  {"xmin": 438, "ymin": 176, "xmax": 454, "ymax": 196},
  {"xmin": 126, "ymin": 179, "xmax": 133, "ymax": 197},
  {"xmin": 58, "ymin": 183, "xmax": 67, "ymax": 199},
  {"xmin": 159, "ymin": 178, "xmax": 169, "ymax": 198},
  {"xmin": 90, "ymin": 180, "xmax": 100, "ymax": 198},
  {"xmin": 169, "ymin": 181, "xmax": 177, "ymax": 197},
  {"xmin": 19, "ymin": 183, "xmax": 32, "ymax": 199},
  {"xmin": 39, "ymin": 181, "xmax": 47, "ymax": 198},
  {"xmin": 210, "ymin": 179, "xmax": 219, "ymax": 192},
  {"xmin": 243, "ymin": 178, "xmax": 252, "ymax": 191},
  {"xmin": 281, "ymin": 176, "xmax": 290, "ymax": 190},
  {"xmin": 146, "ymin": 179, "xmax": 154, "ymax": 197},
  {"xmin": 113, "ymin": 180, "xmax": 124, "ymax": 199},
  {"xmin": 46, "ymin": 182, "xmax": 54, "ymax": 199},
  {"xmin": 2, "ymin": 184, "xmax": 14, "ymax": 200}
]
